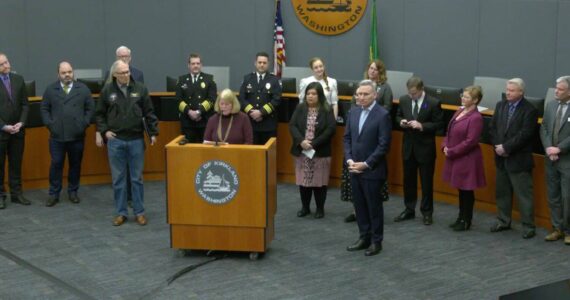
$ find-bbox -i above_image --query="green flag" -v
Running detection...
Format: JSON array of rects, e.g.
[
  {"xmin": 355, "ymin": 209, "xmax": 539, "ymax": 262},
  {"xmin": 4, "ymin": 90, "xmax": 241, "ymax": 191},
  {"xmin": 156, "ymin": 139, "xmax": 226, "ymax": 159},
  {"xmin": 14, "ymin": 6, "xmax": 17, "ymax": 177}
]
[{"xmin": 369, "ymin": 0, "xmax": 379, "ymax": 61}]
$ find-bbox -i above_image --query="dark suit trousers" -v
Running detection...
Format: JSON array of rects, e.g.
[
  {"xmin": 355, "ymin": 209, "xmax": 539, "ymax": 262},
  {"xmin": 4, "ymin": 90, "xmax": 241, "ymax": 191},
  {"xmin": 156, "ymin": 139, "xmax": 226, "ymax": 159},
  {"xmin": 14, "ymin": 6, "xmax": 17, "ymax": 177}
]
[
  {"xmin": 182, "ymin": 127, "xmax": 205, "ymax": 143},
  {"xmin": 48, "ymin": 139, "xmax": 85, "ymax": 196},
  {"xmin": 351, "ymin": 175, "xmax": 384, "ymax": 244},
  {"xmin": 253, "ymin": 131, "xmax": 276, "ymax": 146},
  {"xmin": 0, "ymin": 134, "xmax": 25, "ymax": 196},
  {"xmin": 403, "ymin": 152, "xmax": 435, "ymax": 215}
]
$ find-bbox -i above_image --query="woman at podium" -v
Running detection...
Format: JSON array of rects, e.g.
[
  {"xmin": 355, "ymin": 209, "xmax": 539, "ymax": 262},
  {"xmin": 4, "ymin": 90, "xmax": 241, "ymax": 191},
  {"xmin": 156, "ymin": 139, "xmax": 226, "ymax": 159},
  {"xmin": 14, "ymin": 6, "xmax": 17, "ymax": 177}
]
[
  {"xmin": 204, "ymin": 89, "xmax": 253, "ymax": 145},
  {"xmin": 289, "ymin": 82, "xmax": 337, "ymax": 218}
]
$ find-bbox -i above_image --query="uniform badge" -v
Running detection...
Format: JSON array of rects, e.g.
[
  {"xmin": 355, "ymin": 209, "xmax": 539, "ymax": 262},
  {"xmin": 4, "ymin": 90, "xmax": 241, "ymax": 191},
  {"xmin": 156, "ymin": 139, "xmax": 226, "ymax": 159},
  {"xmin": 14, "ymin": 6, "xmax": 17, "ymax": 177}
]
[
  {"xmin": 109, "ymin": 93, "xmax": 117, "ymax": 102},
  {"xmin": 181, "ymin": 83, "xmax": 188, "ymax": 89},
  {"xmin": 265, "ymin": 83, "xmax": 271, "ymax": 90},
  {"xmin": 201, "ymin": 82, "xmax": 206, "ymax": 89},
  {"xmin": 130, "ymin": 92, "xmax": 139, "ymax": 97},
  {"xmin": 246, "ymin": 83, "xmax": 252, "ymax": 89}
]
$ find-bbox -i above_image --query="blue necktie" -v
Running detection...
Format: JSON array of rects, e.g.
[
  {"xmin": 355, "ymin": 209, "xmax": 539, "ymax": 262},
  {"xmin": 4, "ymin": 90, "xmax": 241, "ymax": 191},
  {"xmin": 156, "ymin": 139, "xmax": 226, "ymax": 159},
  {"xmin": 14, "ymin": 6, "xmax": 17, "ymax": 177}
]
[
  {"xmin": 358, "ymin": 108, "xmax": 369, "ymax": 134},
  {"xmin": 2, "ymin": 75, "xmax": 12, "ymax": 100},
  {"xmin": 507, "ymin": 103, "xmax": 516, "ymax": 127}
]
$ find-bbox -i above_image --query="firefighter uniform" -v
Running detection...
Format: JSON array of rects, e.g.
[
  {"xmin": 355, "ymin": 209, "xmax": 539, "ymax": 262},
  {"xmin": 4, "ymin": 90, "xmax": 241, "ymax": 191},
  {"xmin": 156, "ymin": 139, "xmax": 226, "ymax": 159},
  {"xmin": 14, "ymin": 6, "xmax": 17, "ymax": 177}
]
[{"xmin": 176, "ymin": 72, "xmax": 217, "ymax": 142}]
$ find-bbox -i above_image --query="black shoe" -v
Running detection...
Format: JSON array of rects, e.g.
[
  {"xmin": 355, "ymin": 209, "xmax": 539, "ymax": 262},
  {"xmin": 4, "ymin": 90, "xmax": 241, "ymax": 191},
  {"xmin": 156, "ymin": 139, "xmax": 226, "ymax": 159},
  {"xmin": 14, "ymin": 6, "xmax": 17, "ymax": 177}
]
[
  {"xmin": 11, "ymin": 195, "xmax": 31, "ymax": 205},
  {"xmin": 423, "ymin": 215, "xmax": 433, "ymax": 225},
  {"xmin": 0, "ymin": 196, "xmax": 5, "ymax": 209},
  {"xmin": 45, "ymin": 195, "xmax": 59, "ymax": 207},
  {"xmin": 297, "ymin": 208, "xmax": 310, "ymax": 217},
  {"xmin": 364, "ymin": 243, "xmax": 382, "ymax": 256},
  {"xmin": 314, "ymin": 210, "xmax": 324, "ymax": 219},
  {"xmin": 490, "ymin": 223, "xmax": 511, "ymax": 233},
  {"xmin": 449, "ymin": 217, "xmax": 461, "ymax": 228},
  {"xmin": 394, "ymin": 210, "xmax": 415, "ymax": 222},
  {"xmin": 344, "ymin": 213, "xmax": 356, "ymax": 223},
  {"xmin": 452, "ymin": 220, "xmax": 471, "ymax": 231},
  {"xmin": 68, "ymin": 192, "xmax": 80, "ymax": 204},
  {"xmin": 347, "ymin": 239, "xmax": 371, "ymax": 251},
  {"xmin": 522, "ymin": 230, "xmax": 536, "ymax": 239}
]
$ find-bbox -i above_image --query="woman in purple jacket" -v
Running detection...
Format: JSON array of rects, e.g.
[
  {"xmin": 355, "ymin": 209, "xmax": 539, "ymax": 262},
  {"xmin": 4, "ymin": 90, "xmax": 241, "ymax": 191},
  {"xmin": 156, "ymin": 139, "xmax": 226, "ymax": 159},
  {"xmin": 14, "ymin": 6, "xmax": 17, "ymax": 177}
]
[{"xmin": 442, "ymin": 85, "xmax": 486, "ymax": 231}]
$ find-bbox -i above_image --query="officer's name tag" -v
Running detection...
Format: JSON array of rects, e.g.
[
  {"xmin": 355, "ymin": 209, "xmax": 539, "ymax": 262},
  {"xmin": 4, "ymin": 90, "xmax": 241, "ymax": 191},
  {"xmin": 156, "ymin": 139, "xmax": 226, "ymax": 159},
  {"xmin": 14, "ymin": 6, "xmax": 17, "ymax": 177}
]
[
  {"xmin": 130, "ymin": 93, "xmax": 139, "ymax": 97},
  {"xmin": 181, "ymin": 83, "xmax": 188, "ymax": 89}
]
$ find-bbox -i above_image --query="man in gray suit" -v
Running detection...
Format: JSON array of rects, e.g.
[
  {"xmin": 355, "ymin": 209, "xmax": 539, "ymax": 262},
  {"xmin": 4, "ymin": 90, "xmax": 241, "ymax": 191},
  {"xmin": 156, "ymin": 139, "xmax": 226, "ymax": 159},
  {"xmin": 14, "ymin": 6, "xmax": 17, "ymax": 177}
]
[
  {"xmin": 540, "ymin": 75, "xmax": 570, "ymax": 244},
  {"xmin": 41, "ymin": 61, "xmax": 94, "ymax": 207}
]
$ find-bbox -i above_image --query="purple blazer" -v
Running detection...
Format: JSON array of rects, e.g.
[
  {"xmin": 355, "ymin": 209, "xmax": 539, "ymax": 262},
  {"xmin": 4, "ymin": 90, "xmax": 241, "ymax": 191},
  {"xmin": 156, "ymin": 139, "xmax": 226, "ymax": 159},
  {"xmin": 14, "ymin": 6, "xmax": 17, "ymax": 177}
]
[{"xmin": 441, "ymin": 108, "xmax": 486, "ymax": 190}]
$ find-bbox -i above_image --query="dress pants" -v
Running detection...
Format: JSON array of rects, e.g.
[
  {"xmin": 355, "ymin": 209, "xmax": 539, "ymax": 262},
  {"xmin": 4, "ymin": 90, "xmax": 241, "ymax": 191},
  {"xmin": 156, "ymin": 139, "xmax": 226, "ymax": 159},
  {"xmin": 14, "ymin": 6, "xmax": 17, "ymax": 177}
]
[
  {"xmin": 351, "ymin": 175, "xmax": 384, "ymax": 244},
  {"xmin": 48, "ymin": 139, "xmax": 85, "ymax": 196},
  {"xmin": 107, "ymin": 138, "xmax": 145, "ymax": 217},
  {"xmin": 253, "ymin": 130, "xmax": 276, "ymax": 146},
  {"xmin": 0, "ymin": 133, "xmax": 25, "ymax": 197},
  {"xmin": 182, "ymin": 127, "xmax": 205, "ymax": 143},
  {"xmin": 495, "ymin": 166, "xmax": 535, "ymax": 231},
  {"xmin": 545, "ymin": 159, "xmax": 570, "ymax": 234},
  {"xmin": 403, "ymin": 153, "xmax": 435, "ymax": 215}
]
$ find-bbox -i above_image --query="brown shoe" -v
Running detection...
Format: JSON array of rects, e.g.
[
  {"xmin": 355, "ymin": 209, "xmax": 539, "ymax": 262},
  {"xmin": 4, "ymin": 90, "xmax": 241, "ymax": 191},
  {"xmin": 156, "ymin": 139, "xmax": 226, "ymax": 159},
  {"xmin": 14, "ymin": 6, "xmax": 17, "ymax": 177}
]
[
  {"xmin": 565, "ymin": 236, "xmax": 570, "ymax": 245},
  {"xmin": 544, "ymin": 229, "xmax": 564, "ymax": 241},
  {"xmin": 113, "ymin": 215, "xmax": 127, "ymax": 226},
  {"xmin": 136, "ymin": 215, "xmax": 147, "ymax": 226}
]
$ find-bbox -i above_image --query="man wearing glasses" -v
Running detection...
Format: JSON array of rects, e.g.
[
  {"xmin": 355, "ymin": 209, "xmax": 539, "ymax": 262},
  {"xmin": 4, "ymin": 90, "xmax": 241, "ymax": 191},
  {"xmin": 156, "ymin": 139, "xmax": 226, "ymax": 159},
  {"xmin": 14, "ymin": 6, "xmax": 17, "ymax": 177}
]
[{"xmin": 95, "ymin": 60, "xmax": 158, "ymax": 226}]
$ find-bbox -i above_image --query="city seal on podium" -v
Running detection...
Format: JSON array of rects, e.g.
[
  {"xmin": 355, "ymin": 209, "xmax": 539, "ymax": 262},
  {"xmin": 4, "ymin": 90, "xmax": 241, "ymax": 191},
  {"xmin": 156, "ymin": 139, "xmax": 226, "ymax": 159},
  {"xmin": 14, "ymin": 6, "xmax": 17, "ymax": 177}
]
[
  {"xmin": 195, "ymin": 160, "xmax": 239, "ymax": 205},
  {"xmin": 292, "ymin": 0, "xmax": 368, "ymax": 36}
]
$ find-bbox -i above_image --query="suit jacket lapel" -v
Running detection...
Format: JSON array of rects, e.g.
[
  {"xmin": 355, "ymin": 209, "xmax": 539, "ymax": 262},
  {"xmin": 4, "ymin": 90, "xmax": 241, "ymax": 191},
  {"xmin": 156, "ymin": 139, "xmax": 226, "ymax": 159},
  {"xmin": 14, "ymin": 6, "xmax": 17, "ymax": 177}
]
[{"xmin": 557, "ymin": 103, "xmax": 570, "ymax": 132}]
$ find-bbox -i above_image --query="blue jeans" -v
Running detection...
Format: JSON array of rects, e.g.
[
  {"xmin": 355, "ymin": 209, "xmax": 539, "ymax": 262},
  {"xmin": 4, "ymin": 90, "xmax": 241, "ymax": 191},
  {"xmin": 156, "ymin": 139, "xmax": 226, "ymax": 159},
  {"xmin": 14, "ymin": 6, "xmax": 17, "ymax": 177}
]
[
  {"xmin": 107, "ymin": 138, "xmax": 145, "ymax": 217},
  {"xmin": 48, "ymin": 139, "xmax": 85, "ymax": 197}
]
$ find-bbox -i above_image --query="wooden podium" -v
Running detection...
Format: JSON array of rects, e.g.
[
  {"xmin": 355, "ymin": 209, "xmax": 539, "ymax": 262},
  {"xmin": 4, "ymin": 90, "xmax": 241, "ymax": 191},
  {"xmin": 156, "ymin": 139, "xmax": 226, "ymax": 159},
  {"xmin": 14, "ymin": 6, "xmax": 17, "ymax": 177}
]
[{"xmin": 165, "ymin": 136, "xmax": 277, "ymax": 259}]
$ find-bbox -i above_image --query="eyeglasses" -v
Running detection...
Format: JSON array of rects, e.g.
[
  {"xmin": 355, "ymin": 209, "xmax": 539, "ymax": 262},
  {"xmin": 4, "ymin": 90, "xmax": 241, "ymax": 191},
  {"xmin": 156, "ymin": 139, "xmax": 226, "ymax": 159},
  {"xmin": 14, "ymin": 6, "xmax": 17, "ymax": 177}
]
[{"xmin": 115, "ymin": 71, "xmax": 130, "ymax": 75}]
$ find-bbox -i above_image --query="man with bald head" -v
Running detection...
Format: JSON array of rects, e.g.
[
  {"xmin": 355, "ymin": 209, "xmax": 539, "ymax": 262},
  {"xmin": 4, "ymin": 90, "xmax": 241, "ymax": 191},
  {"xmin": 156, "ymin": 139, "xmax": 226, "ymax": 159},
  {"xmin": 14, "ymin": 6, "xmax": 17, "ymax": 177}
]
[
  {"xmin": 0, "ymin": 53, "xmax": 29, "ymax": 209},
  {"xmin": 96, "ymin": 60, "xmax": 158, "ymax": 226},
  {"xmin": 41, "ymin": 61, "xmax": 94, "ymax": 207}
]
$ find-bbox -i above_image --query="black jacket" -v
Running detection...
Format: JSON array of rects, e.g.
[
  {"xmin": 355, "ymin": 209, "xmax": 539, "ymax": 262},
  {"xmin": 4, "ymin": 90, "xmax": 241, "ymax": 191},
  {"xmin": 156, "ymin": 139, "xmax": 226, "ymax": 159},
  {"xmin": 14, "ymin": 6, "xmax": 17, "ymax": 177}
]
[
  {"xmin": 289, "ymin": 104, "xmax": 336, "ymax": 157},
  {"xmin": 41, "ymin": 80, "xmax": 94, "ymax": 142},
  {"xmin": 0, "ymin": 73, "xmax": 29, "ymax": 141},
  {"xmin": 176, "ymin": 72, "xmax": 217, "ymax": 129},
  {"xmin": 95, "ymin": 78, "xmax": 158, "ymax": 140},
  {"xmin": 238, "ymin": 72, "xmax": 282, "ymax": 132},
  {"xmin": 489, "ymin": 98, "xmax": 538, "ymax": 172}
]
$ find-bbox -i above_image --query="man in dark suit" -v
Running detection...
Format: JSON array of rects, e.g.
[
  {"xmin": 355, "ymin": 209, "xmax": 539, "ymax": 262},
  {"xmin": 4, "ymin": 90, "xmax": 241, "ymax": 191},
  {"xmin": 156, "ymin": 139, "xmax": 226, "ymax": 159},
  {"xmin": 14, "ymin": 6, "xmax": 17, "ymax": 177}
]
[
  {"xmin": 238, "ymin": 52, "xmax": 282, "ymax": 145},
  {"xmin": 0, "ymin": 53, "xmax": 30, "ymax": 209},
  {"xmin": 176, "ymin": 53, "xmax": 217, "ymax": 143},
  {"xmin": 40, "ymin": 61, "xmax": 94, "ymax": 207},
  {"xmin": 344, "ymin": 80, "xmax": 392, "ymax": 256},
  {"xmin": 394, "ymin": 76, "xmax": 444, "ymax": 225},
  {"xmin": 489, "ymin": 78, "xmax": 538, "ymax": 239},
  {"xmin": 540, "ymin": 76, "xmax": 570, "ymax": 244}
]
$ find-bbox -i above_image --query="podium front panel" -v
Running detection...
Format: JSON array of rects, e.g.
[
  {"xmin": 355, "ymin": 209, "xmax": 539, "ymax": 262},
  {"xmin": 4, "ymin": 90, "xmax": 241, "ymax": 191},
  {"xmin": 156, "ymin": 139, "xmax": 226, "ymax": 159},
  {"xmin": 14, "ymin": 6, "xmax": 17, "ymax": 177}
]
[{"xmin": 166, "ymin": 143, "xmax": 269, "ymax": 228}]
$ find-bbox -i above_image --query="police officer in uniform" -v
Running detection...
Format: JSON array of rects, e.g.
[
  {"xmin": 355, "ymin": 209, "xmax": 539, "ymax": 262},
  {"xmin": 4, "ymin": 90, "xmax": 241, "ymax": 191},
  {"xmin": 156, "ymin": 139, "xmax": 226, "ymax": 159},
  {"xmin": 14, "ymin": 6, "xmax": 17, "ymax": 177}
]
[
  {"xmin": 238, "ymin": 52, "xmax": 282, "ymax": 145},
  {"xmin": 177, "ymin": 53, "xmax": 217, "ymax": 143}
]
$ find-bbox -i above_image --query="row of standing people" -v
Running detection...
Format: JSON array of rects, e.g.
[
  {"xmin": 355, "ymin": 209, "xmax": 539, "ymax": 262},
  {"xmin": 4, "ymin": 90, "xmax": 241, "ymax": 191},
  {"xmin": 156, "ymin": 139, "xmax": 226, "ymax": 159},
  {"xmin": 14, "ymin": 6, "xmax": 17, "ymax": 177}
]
[
  {"xmin": 1, "ymin": 49, "xmax": 569, "ymax": 251},
  {"xmin": 287, "ymin": 58, "xmax": 570, "ymax": 256}
]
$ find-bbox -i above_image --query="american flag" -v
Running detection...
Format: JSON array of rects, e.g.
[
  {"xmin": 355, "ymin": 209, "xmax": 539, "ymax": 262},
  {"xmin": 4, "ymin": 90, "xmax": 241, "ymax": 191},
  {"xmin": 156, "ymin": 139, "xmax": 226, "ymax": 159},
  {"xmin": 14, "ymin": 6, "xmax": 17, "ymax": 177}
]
[{"xmin": 273, "ymin": 0, "xmax": 286, "ymax": 78}]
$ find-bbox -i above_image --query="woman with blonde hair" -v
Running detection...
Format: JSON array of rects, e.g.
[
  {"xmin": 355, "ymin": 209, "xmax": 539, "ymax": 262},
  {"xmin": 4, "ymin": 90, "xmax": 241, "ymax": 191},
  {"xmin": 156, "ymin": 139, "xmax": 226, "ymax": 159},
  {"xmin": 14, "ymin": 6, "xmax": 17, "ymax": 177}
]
[{"xmin": 204, "ymin": 89, "xmax": 253, "ymax": 145}]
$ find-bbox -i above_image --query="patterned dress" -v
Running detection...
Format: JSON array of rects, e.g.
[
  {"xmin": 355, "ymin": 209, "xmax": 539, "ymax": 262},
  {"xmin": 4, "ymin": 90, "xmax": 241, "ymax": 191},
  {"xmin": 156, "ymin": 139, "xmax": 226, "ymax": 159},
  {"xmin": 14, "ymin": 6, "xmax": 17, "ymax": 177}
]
[{"xmin": 295, "ymin": 108, "xmax": 332, "ymax": 187}]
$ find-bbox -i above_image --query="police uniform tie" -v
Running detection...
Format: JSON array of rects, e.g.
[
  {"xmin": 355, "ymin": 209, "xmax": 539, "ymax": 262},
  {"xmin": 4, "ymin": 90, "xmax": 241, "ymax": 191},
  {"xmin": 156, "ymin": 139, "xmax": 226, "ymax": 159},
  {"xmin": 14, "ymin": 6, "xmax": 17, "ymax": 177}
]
[
  {"xmin": 553, "ymin": 102, "xmax": 567, "ymax": 145},
  {"xmin": 258, "ymin": 74, "xmax": 263, "ymax": 84},
  {"xmin": 412, "ymin": 99, "xmax": 419, "ymax": 120}
]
